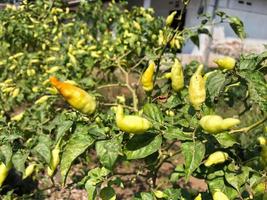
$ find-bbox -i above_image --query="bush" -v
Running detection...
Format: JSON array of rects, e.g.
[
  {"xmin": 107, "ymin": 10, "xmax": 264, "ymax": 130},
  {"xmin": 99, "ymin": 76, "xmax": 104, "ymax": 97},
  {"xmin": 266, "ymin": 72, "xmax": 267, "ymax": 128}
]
[{"xmin": 0, "ymin": 0, "xmax": 266, "ymax": 199}]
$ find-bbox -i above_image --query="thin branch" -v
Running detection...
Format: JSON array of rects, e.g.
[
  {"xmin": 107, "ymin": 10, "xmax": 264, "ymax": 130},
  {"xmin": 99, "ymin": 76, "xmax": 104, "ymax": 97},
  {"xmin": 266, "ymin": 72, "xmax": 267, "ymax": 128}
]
[
  {"xmin": 130, "ymin": 56, "xmax": 147, "ymax": 71},
  {"xmin": 97, "ymin": 83, "xmax": 125, "ymax": 90},
  {"xmin": 153, "ymin": 1, "xmax": 190, "ymax": 85},
  {"xmin": 230, "ymin": 116, "xmax": 267, "ymax": 134},
  {"xmin": 100, "ymin": 103, "xmax": 134, "ymax": 111},
  {"xmin": 116, "ymin": 62, "xmax": 139, "ymax": 112}
]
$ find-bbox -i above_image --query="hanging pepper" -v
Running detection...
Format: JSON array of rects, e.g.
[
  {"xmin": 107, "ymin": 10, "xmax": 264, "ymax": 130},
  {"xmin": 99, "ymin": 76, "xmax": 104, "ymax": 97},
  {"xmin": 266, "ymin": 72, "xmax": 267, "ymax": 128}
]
[
  {"xmin": 171, "ymin": 58, "xmax": 184, "ymax": 91},
  {"xmin": 141, "ymin": 60, "xmax": 155, "ymax": 92},
  {"xmin": 189, "ymin": 64, "xmax": 206, "ymax": 110},
  {"xmin": 204, "ymin": 151, "xmax": 229, "ymax": 167},
  {"xmin": 200, "ymin": 115, "xmax": 240, "ymax": 134},
  {"xmin": 47, "ymin": 142, "xmax": 60, "ymax": 177},
  {"xmin": 50, "ymin": 77, "xmax": 96, "ymax": 114},
  {"xmin": 116, "ymin": 105, "xmax": 151, "ymax": 134}
]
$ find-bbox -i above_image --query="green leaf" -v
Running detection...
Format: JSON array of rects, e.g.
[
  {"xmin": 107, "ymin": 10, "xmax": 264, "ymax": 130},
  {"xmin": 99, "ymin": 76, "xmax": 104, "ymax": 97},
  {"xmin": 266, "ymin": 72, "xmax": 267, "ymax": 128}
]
[
  {"xmin": 0, "ymin": 144, "xmax": 13, "ymax": 164},
  {"xmin": 229, "ymin": 16, "xmax": 246, "ymax": 39},
  {"xmin": 239, "ymin": 71, "xmax": 267, "ymax": 111},
  {"xmin": 208, "ymin": 177, "xmax": 239, "ymax": 199},
  {"xmin": 224, "ymin": 173, "xmax": 239, "ymax": 192},
  {"xmin": 198, "ymin": 27, "xmax": 211, "ymax": 37},
  {"xmin": 124, "ymin": 134, "xmax": 162, "ymax": 160},
  {"xmin": 95, "ymin": 135, "xmax": 122, "ymax": 169},
  {"xmin": 207, "ymin": 170, "xmax": 225, "ymax": 180},
  {"xmin": 100, "ymin": 187, "xmax": 116, "ymax": 200},
  {"xmin": 87, "ymin": 167, "xmax": 110, "ymax": 185},
  {"xmin": 12, "ymin": 150, "xmax": 28, "ymax": 173},
  {"xmin": 214, "ymin": 132, "xmax": 237, "ymax": 147},
  {"xmin": 190, "ymin": 33, "xmax": 199, "ymax": 47},
  {"xmin": 225, "ymin": 166, "xmax": 251, "ymax": 192},
  {"xmin": 238, "ymin": 52, "xmax": 267, "ymax": 70},
  {"xmin": 164, "ymin": 94, "xmax": 183, "ymax": 109},
  {"xmin": 56, "ymin": 120, "xmax": 73, "ymax": 143},
  {"xmin": 206, "ymin": 70, "xmax": 226, "ymax": 102},
  {"xmin": 33, "ymin": 135, "xmax": 52, "ymax": 164},
  {"xmin": 60, "ymin": 124, "xmax": 95, "ymax": 184},
  {"xmin": 88, "ymin": 125, "xmax": 107, "ymax": 139},
  {"xmin": 85, "ymin": 180, "xmax": 97, "ymax": 200},
  {"xmin": 143, "ymin": 103, "xmax": 163, "ymax": 124},
  {"xmin": 163, "ymin": 127, "xmax": 192, "ymax": 141},
  {"xmin": 162, "ymin": 188, "xmax": 181, "ymax": 199},
  {"xmin": 181, "ymin": 141, "xmax": 205, "ymax": 181},
  {"xmin": 140, "ymin": 192, "xmax": 154, "ymax": 200}
]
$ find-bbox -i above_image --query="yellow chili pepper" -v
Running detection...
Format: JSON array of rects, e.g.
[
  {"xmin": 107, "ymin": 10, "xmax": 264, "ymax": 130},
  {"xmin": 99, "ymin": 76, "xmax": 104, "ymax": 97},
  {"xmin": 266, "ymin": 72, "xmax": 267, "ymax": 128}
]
[
  {"xmin": 200, "ymin": 115, "xmax": 240, "ymax": 134},
  {"xmin": 258, "ymin": 137, "xmax": 267, "ymax": 167},
  {"xmin": 171, "ymin": 58, "xmax": 184, "ymax": 91},
  {"xmin": 0, "ymin": 162, "xmax": 12, "ymax": 187},
  {"xmin": 166, "ymin": 11, "xmax": 177, "ymax": 26},
  {"xmin": 214, "ymin": 57, "xmax": 236, "ymax": 70},
  {"xmin": 23, "ymin": 163, "xmax": 36, "ymax": 179},
  {"xmin": 194, "ymin": 193, "xmax": 202, "ymax": 200},
  {"xmin": 204, "ymin": 151, "xmax": 229, "ymax": 167},
  {"xmin": 141, "ymin": 60, "xmax": 155, "ymax": 92},
  {"xmin": 212, "ymin": 189, "xmax": 230, "ymax": 200},
  {"xmin": 189, "ymin": 64, "xmax": 206, "ymax": 110},
  {"xmin": 115, "ymin": 105, "xmax": 151, "ymax": 134},
  {"xmin": 47, "ymin": 143, "xmax": 60, "ymax": 177},
  {"xmin": 50, "ymin": 77, "xmax": 96, "ymax": 115}
]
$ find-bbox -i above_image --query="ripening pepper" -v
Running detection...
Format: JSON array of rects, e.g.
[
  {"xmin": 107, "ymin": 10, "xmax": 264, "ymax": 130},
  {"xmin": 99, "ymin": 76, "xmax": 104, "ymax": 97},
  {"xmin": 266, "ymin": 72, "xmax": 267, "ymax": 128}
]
[
  {"xmin": 166, "ymin": 11, "xmax": 177, "ymax": 26},
  {"xmin": 0, "ymin": 161, "xmax": 12, "ymax": 187},
  {"xmin": 141, "ymin": 61, "xmax": 155, "ymax": 92},
  {"xmin": 214, "ymin": 57, "xmax": 236, "ymax": 70},
  {"xmin": 189, "ymin": 64, "xmax": 206, "ymax": 110},
  {"xmin": 171, "ymin": 58, "xmax": 184, "ymax": 91},
  {"xmin": 116, "ymin": 105, "xmax": 151, "ymax": 134},
  {"xmin": 50, "ymin": 77, "xmax": 96, "ymax": 114},
  {"xmin": 212, "ymin": 189, "xmax": 230, "ymax": 200},
  {"xmin": 204, "ymin": 151, "xmax": 229, "ymax": 167},
  {"xmin": 47, "ymin": 143, "xmax": 60, "ymax": 177},
  {"xmin": 199, "ymin": 115, "xmax": 240, "ymax": 134}
]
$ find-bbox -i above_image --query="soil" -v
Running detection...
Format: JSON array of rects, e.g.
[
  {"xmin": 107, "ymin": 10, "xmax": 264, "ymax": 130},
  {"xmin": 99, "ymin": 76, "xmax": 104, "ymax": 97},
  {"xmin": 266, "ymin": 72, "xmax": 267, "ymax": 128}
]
[{"xmin": 33, "ymin": 142, "xmax": 208, "ymax": 200}]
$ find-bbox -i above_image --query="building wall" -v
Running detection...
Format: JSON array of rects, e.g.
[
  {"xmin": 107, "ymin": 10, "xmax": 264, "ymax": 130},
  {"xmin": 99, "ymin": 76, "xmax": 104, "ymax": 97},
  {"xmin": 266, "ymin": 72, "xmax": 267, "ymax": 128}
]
[
  {"xmin": 207, "ymin": 0, "xmax": 267, "ymax": 39},
  {"xmin": 183, "ymin": 0, "xmax": 267, "ymax": 53},
  {"xmin": 127, "ymin": 0, "xmax": 267, "ymax": 54}
]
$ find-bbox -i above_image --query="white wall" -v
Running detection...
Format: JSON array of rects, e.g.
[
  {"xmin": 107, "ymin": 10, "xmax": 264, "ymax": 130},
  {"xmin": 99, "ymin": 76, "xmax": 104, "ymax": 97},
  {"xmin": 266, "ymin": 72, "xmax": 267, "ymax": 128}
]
[{"xmin": 183, "ymin": 0, "xmax": 267, "ymax": 53}]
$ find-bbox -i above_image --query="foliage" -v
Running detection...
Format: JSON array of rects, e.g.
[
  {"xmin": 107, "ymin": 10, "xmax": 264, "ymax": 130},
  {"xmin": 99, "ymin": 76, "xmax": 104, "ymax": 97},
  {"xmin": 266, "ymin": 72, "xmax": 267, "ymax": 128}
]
[{"xmin": 0, "ymin": 0, "xmax": 266, "ymax": 199}]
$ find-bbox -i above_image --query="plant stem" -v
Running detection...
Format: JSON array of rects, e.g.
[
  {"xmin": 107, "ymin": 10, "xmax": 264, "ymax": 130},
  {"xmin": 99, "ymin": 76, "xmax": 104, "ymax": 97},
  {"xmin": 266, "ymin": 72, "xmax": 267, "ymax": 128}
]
[
  {"xmin": 97, "ymin": 83, "xmax": 124, "ymax": 89},
  {"xmin": 230, "ymin": 116, "xmax": 267, "ymax": 134},
  {"xmin": 152, "ymin": 149, "xmax": 181, "ymax": 188},
  {"xmin": 153, "ymin": 1, "xmax": 190, "ymax": 85},
  {"xmin": 117, "ymin": 62, "xmax": 139, "ymax": 112}
]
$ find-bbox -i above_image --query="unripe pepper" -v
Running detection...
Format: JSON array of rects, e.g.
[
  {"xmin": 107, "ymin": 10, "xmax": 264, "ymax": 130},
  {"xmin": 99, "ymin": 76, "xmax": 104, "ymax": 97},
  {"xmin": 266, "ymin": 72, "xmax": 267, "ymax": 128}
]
[
  {"xmin": 212, "ymin": 189, "xmax": 230, "ymax": 200},
  {"xmin": 50, "ymin": 77, "xmax": 96, "ymax": 114},
  {"xmin": 194, "ymin": 193, "xmax": 202, "ymax": 200},
  {"xmin": 23, "ymin": 163, "xmax": 36, "ymax": 179},
  {"xmin": 258, "ymin": 137, "xmax": 267, "ymax": 167},
  {"xmin": 200, "ymin": 115, "xmax": 240, "ymax": 134},
  {"xmin": 116, "ymin": 105, "xmax": 151, "ymax": 134},
  {"xmin": 166, "ymin": 11, "xmax": 177, "ymax": 26},
  {"xmin": 171, "ymin": 58, "xmax": 184, "ymax": 91},
  {"xmin": 214, "ymin": 57, "xmax": 236, "ymax": 70},
  {"xmin": 220, "ymin": 118, "xmax": 241, "ymax": 130},
  {"xmin": 47, "ymin": 143, "xmax": 60, "ymax": 177},
  {"xmin": 141, "ymin": 61, "xmax": 155, "ymax": 92},
  {"xmin": 189, "ymin": 64, "xmax": 206, "ymax": 110},
  {"xmin": 204, "ymin": 151, "xmax": 229, "ymax": 167},
  {"xmin": 0, "ymin": 162, "xmax": 12, "ymax": 187}
]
